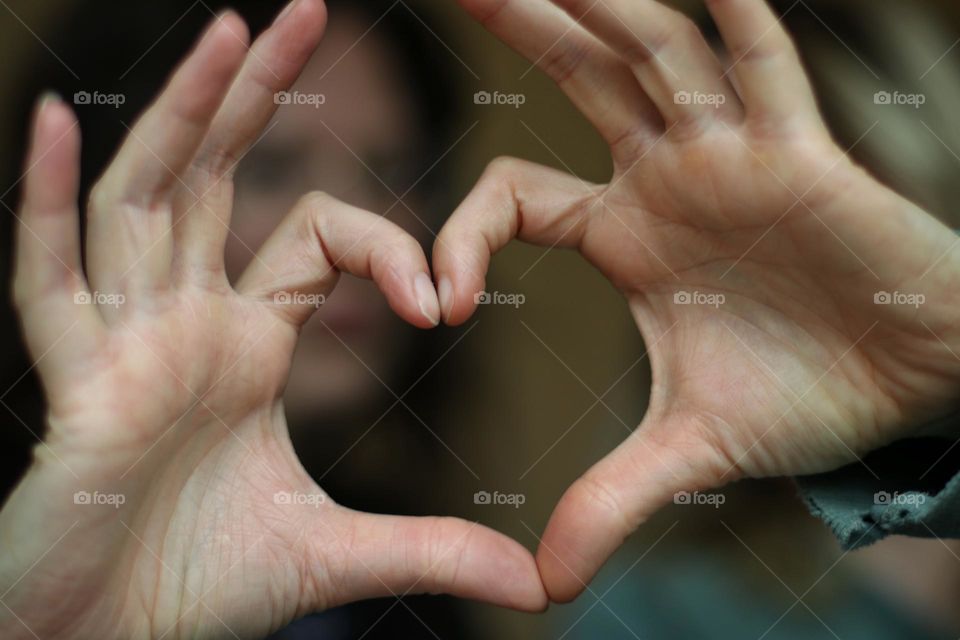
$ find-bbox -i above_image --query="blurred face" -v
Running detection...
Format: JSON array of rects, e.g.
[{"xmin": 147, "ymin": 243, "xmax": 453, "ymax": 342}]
[{"xmin": 228, "ymin": 13, "xmax": 432, "ymax": 424}]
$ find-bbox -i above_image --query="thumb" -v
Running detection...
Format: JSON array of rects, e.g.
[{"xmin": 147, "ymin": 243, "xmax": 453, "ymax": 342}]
[
  {"xmin": 537, "ymin": 412, "xmax": 736, "ymax": 602},
  {"xmin": 321, "ymin": 509, "xmax": 548, "ymax": 612}
]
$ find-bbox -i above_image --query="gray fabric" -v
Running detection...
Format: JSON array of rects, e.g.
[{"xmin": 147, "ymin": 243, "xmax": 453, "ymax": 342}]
[{"xmin": 798, "ymin": 436, "xmax": 960, "ymax": 549}]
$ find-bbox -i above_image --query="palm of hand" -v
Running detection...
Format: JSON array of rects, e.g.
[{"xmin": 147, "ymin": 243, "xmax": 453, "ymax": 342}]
[
  {"xmin": 590, "ymin": 125, "xmax": 960, "ymax": 481},
  {"xmin": 46, "ymin": 292, "xmax": 317, "ymax": 639},
  {"xmin": 1, "ymin": 5, "xmax": 546, "ymax": 639},
  {"xmin": 441, "ymin": 0, "xmax": 960, "ymax": 603}
]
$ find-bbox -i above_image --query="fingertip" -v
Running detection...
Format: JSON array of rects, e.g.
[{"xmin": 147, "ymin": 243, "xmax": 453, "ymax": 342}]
[
  {"xmin": 336, "ymin": 513, "xmax": 547, "ymax": 611},
  {"xmin": 195, "ymin": 10, "xmax": 250, "ymax": 64},
  {"xmin": 536, "ymin": 479, "xmax": 619, "ymax": 603},
  {"xmin": 301, "ymin": 0, "xmax": 329, "ymax": 27},
  {"xmin": 213, "ymin": 10, "xmax": 251, "ymax": 48},
  {"xmin": 432, "ymin": 230, "xmax": 490, "ymax": 326},
  {"xmin": 272, "ymin": 0, "xmax": 328, "ymax": 42},
  {"xmin": 468, "ymin": 526, "xmax": 549, "ymax": 612},
  {"xmin": 382, "ymin": 282, "xmax": 435, "ymax": 331},
  {"xmin": 437, "ymin": 276, "xmax": 457, "ymax": 325},
  {"xmin": 507, "ymin": 561, "xmax": 550, "ymax": 613},
  {"xmin": 25, "ymin": 93, "xmax": 80, "ymax": 210},
  {"xmin": 172, "ymin": 13, "xmax": 250, "ymax": 119},
  {"xmin": 33, "ymin": 92, "xmax": 77, "ymax": 147},
  {"xmin": 376, "ymin": 259, "xmax": 438, "ymax": 330},
  {"xmin": 536, "ymin": 528, "xmax": 594, "ymax": 603},
  {"xmin": 436, "ymin": 273, "xmax": 486, "ymax": 326},
  {"xmin": 536, "ymin": 545, "xmax": 589, "ymax": 604},
  {"xmin": 414, "ymin": 272, "xmax": 440, "ymax": 328}
]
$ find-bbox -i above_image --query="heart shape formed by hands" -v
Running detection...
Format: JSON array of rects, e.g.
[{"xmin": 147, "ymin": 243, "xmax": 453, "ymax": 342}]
[{"xmin": 3, "ymin": 0, "xmax": 960, "ymax": 639}]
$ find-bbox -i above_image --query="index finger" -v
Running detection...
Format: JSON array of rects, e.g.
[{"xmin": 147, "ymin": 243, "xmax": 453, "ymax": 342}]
[
  {"xmin": 432, "ymin": 157, "xmax": 598, "ymax": 325},
  {"xmin": 173, "ymin": 0, "xmax": 328, "ymax": 280}
]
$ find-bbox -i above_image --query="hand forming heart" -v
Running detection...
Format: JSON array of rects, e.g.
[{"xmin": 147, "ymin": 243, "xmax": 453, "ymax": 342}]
[
  {"xmin": 0, "ymin": 4, "xmax": 544, "ymax": 639},
  {"xmin": 2, "ymin": 0, "xmax": 960, "ymax": 638},
  {"xmin": 436, "ymin": 0, "xmax": 960, "ymax": 602}
]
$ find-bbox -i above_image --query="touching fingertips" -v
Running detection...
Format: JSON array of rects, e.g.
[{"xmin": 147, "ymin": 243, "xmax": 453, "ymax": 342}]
[
  {"xmin": 414, "ymin": 272, "xmax": 440, "ymax": 327},
  {"xmin": 437, "ymin": 276, "xmax": 454, "ymax": 325}
]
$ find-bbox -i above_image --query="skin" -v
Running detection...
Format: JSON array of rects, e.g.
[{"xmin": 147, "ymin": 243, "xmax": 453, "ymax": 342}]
[
  {"xmin": 435, "ymin": 0, "xmax": 960, "ymax": 602},
  {"xmin": 2, "ymin": 0, "xmax": 960, "ymax": 637},
  {"xmin": 0, "ymin": 3, "xmax": 545, "ymax": 639},
  {"xmin": 228, "ymin": 14, "xmax": 430, "ymax": 422}
]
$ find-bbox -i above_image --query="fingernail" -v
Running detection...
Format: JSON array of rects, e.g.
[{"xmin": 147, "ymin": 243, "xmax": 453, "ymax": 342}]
[
  {"xmin": 202, "ymin": 10, "xmax": 234, "ymax": 43},
  {"xmin": 415, "ymin": 272, "xmax": 440, "ymax": 327},
  {"xmin": 35, "ymin": 91, "xmax": 62, "ymax": 129},
  {"xmin": 437, "ymin": 276, "xmax": 454, "ymax": 324},
  {"xmin": 39, "ymin": 90, "xmax": 61, "ymax": 110},
  {"xmin": 273, "ymin": 0, "xmax": 302, "ymax": 25}
]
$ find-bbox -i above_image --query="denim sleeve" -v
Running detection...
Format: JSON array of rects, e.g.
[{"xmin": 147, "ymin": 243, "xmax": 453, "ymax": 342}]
[{"xmin": 796, "ymin": 431, "xmax": 960, "ymax": 549}]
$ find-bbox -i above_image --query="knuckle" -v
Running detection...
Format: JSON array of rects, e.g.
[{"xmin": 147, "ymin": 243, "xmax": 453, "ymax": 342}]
[
  {"xmin": 192, "ymin": 144, "xmax": 242, "ymax": 180},
  {"xmin": 541, "ymin": 40, "xmax": 591, "ymax": 86},
  {"xmin": 379, "ymin": 234, "xmax": 421, "ymax": 271},
  {"xmin": 730, "ymin": 37, "xmax": 797, "ymax": 67},
  {"xmin": 299, "ymin": 191, "xmax": 336, "ymax": 232},
  {"xmin": 423, "ymin": 517, "xmax": 468, "ymax": 590},
  {"xmin": 485, "ymin": 155, "xmax": 521, "ymax": 179},
  {"xmin": 624, "ymin": 14, "xmax": 698, "ymax": 65},
  {"xmin": 300, "ymin": 190, "xmax": 334, "ymax": 212},
  {"xmin": 572, "ymin": 473, "xmax": 634, "ymax": 532}
]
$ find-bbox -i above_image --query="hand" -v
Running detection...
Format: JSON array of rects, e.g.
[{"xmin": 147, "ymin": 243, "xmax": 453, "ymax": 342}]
[
  {"xmin": 0, "ymin": 3, "xmax": 545, "ymax": 639},
  {"xmin": 438, "ymin": 0, "xmax": 960, "ymax": 602}
]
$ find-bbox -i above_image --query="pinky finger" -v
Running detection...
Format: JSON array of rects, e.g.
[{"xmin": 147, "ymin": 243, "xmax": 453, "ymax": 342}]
[{"xmin": 13, "ymin": 94, "xmax": 102, "ymax": 381}]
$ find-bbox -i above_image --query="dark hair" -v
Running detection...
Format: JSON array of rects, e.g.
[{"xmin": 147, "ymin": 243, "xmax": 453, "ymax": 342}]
[{"xmin": 3, "ymin": 0, "xmax": 460, "ymax": 202}]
